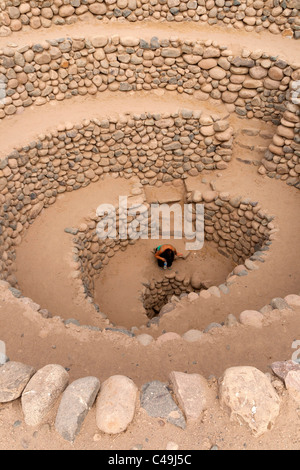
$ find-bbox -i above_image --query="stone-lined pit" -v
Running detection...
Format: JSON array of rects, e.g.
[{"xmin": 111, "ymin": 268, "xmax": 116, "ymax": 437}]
[
  {"xmin": 0, "ymin": 110, "xmax": 232, "ymax": 286},
  {"xmin": 0, "ymin": 108, "xmax": 276, "ymax": 330},
  {"xmin": 72, "ymin": 189, "xmax": 274, "ymax": 326}
]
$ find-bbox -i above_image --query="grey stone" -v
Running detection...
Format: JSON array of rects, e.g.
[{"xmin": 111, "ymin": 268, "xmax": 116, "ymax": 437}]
[
  {"xmin": 9, "ymin": 287, "xmax": 22, "ymax": 298},
  {"xmin": 260, "ymin": 304, "xmax": 273, "ymax": 315},
  {"xmin": 105, "ymin": 328, "xmax": 135, "ymax": 337},
  {"xmin": 0, "ymin": 158, "xmax": 8, "ymax": 170},
  {"xmin": 0, "ymin": 362, "xmax": 36, "ymax": 402},
  {"xmin": 244, "ymin": 259, "xmax": 259, "ymax": 270},
  {"xmin": 270, "ymin": 297, "xmax": 291, "ymax": 311},
  {"xmin": 55, "ymin": 377, "xmax": 100, "ymax": 442},
  {"xmin": 236, "ymin": 269, "xmax": 248, "ymax": 277},
  {"xmin": 0, "ymin": 353, "xmax": 9, "ymax": 366},
  {"xmin": 136, "ymin": 334, "xmax": 154, "ymax": 346},
  {"xmin": 161, "ymin": 48, "xmax": 182, "ymax": 58},
  {"xmin": 159, "ymin": 303, "xmax": 175, "ymax": 316},
  {"xmin": 140, "ymin": 380, "xmax": 186, "ymax": 429},
  {"xmin": 231, "ymin": 57, "xmax": 255, "ymax": 68},
  {"xmin": 204, "ymin": 322, "xmax": 222, "ymax": 333},
  {"xmin": 64, "ymin": 318, "xmax": 80, "ymax": 326},
  {"xmin": 119, "ymin": 83, "xmax": 132, "ymax": 91},
  {"xmin": 219, "ymin": 284, "xmax": 229, "ymax": 294}
]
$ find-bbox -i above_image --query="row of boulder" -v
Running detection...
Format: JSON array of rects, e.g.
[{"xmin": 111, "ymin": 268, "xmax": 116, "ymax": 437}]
[
  {"xmin": 0, "ymin": 292, "xmax": 299, "ymax": 443},
  {"xmin": 0, "ymin": 358, "xmax": 299, "ymax": 444}
]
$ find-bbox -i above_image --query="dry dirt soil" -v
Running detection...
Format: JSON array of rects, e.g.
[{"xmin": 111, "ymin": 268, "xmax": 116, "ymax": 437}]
[{"xmin": 0, "ymin": 18, "xmax": 299, "ymax": 451}]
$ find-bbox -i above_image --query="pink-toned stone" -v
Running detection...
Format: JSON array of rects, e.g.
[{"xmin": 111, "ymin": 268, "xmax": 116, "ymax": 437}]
[
  {"xmin": 188, "ymin": 292, "xmax": 199, "ymax": 302},
  {"xmin": 215, "ymin": 127, "xmax": 233, "ymax": 142},
  {"xmin": 239, "ymin": 310, "xmax": 263, "ymax": 328},
  {"xmin": 264, "ymin": 77, "xmax": 280, "ymax": 90},
  {"xmin": 198, "ymin": 58, "xmax": 218, "ymax": 69},
  {"xmin": 222, "ymin": 91, "xmax": 238, "ymax": 103},
  {"xmin": 156, "ymin": 332, "xmax": 181, "ymax": 344},
  {"xmin": 284, "ymin": 294, "xmax": 300, "ymax": 308},
  {"xmin": 285, "ymin": 370, "xmax": 300, "ymax": 393},
  {"xmin": 199, "ymin": 290, "xmax": 211, "ymax": 299},
  {"xmin": 233, "ymin": 264, "xmax": 247, "ymax": 275},
  {"xmin": 268, "ymin": 67, "xmax": 284, "ymax": 81},
  {"xmin": 209, "ymin": 67, "xmax": 227, "ymax": 80},
  {"xmin": 202, "ymin": 190, "xmax": 217, "ymax": 202},
  {"xmin": 96, "ymin": 375, "xmax": 137, "ymax": 434}
]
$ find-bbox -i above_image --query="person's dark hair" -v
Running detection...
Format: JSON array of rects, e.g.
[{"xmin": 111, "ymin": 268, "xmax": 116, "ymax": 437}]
[{"xmin": 162, "ymin": 248, "xmax": 175, "ymax": 268}]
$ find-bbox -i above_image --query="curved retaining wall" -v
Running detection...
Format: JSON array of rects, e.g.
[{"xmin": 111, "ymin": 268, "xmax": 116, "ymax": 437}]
[
  {"xmin": 0, "ymin": 33, "xmax": 299, "ymax": 185},
  {"xmin": 0, "ymin": 35, "xmax": 298, "ymax": 122},
  {"xmin": 0, "ymin": 0, "xmax": 299, "ymax": 38}
]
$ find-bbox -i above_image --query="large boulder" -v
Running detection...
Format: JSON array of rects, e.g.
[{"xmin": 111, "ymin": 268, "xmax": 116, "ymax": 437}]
[
  {"xmin": 55, "ymin": 376, "xmax": 100, "ymax": 442},
  {"xmin": 219, "ymin": 366, "xmax": 280, "ymax": 436}
]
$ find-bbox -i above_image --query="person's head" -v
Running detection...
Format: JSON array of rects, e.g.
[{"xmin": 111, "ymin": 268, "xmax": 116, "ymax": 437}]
[{"xmin": 163, "ymin": 248, "xmax": 175, "ymax": 267}]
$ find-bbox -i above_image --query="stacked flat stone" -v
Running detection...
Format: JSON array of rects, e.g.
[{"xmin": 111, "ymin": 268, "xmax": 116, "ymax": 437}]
[{"xmin": 0, "ymin": 34, "xmax": 299, "ymax": 189}]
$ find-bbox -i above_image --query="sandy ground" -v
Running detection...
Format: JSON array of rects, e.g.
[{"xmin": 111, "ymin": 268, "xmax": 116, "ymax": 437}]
[
  {"xmin": 0, "ymin": 285, "xmax": 299, "ymax": 450},
  {"xmin": 0, "ymin": 21, "xmax": 299, "ymax": 451},
  {"xmin": 1, "ymin": 18, "xmax": 300, "ymax": 63}
]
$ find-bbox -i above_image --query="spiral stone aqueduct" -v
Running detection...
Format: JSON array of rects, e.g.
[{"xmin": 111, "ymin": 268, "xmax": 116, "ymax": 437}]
[{"xmin": 0, "ymin": 0, "xmax": 299, "ymax": 450}]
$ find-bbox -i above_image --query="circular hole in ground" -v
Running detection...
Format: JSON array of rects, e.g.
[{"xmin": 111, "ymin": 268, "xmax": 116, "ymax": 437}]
[{"xmin": 74, "ymin": 187, "xmax": 273, "ymax": 329}]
